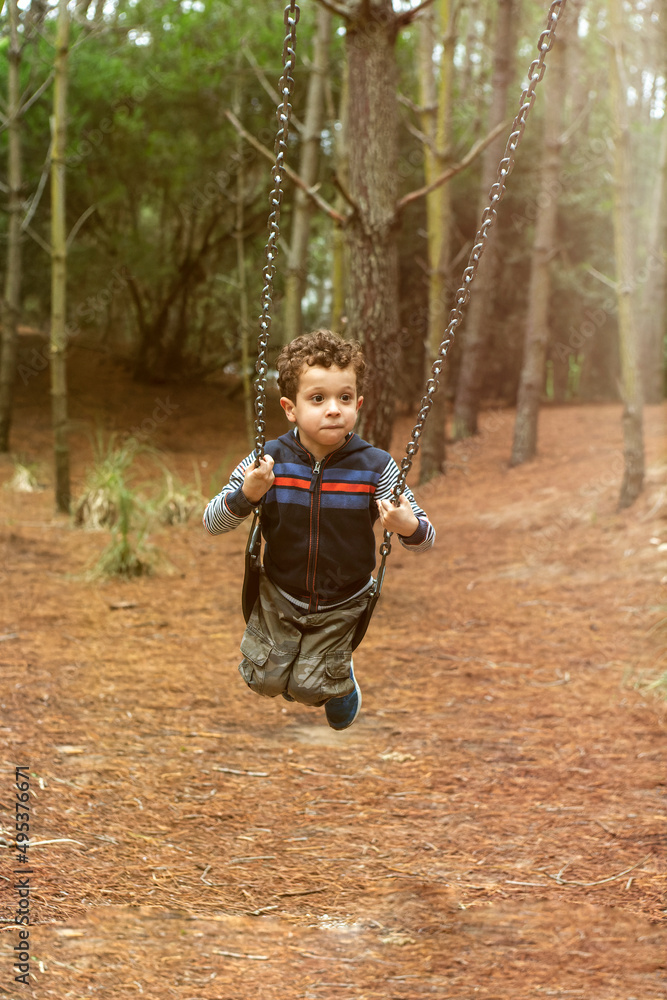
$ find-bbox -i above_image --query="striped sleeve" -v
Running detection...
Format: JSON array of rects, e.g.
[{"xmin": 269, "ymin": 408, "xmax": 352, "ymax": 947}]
[
  {"xmin": 202, "ymin": 450, "xmax": 258, "ymax": 535},
  {"xmin": 375, "ymin": 457, "xmax": 435, "ymax": 552}
]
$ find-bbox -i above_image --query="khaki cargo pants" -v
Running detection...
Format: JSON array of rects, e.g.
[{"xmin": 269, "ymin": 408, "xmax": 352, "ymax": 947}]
[{"xmin": 238, "ymin": 570, "xmax": 370, "ymax": 706}]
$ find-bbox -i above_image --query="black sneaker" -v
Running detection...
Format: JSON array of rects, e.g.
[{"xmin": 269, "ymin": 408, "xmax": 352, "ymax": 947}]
[
  {"xmin": 281, "ymin": 690, "xmax": 295, "ymax": 702},
  {"xmin": 325, "ymin": 662, "xmax": 362, "ymax": 731}
]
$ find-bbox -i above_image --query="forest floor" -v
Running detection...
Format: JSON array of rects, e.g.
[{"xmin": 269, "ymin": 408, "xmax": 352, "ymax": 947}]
[{"xmin": 0, "ymin": 347, "xmax": 666, "ymax": 1000}]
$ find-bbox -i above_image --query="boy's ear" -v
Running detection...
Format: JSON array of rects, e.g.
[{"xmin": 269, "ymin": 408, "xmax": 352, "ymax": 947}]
[
  {"xmin": 356, "ymin": 395, "xmax": 364, "ymax": 413},
  {"xmin": 280, "ymin": 396, "xmax": 297, "ymax": 422}
]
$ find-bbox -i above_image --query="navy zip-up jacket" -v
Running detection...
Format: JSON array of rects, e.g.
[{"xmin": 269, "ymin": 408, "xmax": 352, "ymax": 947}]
[{"xmin": 204, "ymin": 430, "xmax": 435, "ymax": 611}]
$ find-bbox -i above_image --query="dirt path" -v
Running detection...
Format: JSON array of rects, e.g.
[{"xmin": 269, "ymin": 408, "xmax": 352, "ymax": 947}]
[{"xmin": 1, "ymin": 354, "xmax": 665, "ymax": 999}]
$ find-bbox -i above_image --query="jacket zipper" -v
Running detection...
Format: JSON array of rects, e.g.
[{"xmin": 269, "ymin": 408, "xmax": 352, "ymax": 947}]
[
  {"xmin": 306, "ymin": 459, "xmax": 324, "ymax": 605},
  {"xmin": 309, "ymin": 460, "xmax": 322, "ymax": 492},
  {"xmin": 298, "ymin": 435, "xmax": 352, "ymax": 609}
]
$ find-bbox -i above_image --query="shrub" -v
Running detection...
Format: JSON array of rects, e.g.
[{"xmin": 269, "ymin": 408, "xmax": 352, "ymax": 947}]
[
  {"xmin": 74, "ymin": 433, "xmax": 156, "ymax": 577},
  {"xmin": 5, "ymin": 459, "xmax": 44, "ymax": 493},
  {"xmin": 156, "ymin": 468, "xmax": 206, "ymax": 526},
  {"xmin": 74, "ymin": 433, "xmax": 205, "ymax": 578}
]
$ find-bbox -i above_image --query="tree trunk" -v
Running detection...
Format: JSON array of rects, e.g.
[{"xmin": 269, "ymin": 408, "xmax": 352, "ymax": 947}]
[
  {"xmin": 331, "ymin": 66, "xmax": 348, "ymax": 334},
  {"xmin": 0, "ymin": 0, "xmax": 23, "ymax": 453},
  {"xmin": 50, "ymin": 0, "xmax": 71, "ymax": 514},
  {"xmin": 639, "ymin": 101, "xmax": 667, "ymax": 404},
  {"xmin": 418, "ymin": 0, "xmax": 455, "ymax": 483},
  {"xmin": 452, "ymin": 0, "xmax": 516, "ymax": 441},
  {"xmin": 608, "ymin": 0, "xmax": 644, "ymax": 509},
  {"xmin": 510, "ymin": 13, "xmax": 570, "ymax": 467},
  {"xmin": 345, "ymin": 1, "xmax": 400, "ymax": 450},
  {"xmin": 460, "ymin": 0, "xmax": 480, "ymax": 99},
  {"xmin": 283, "ymin": 6, "xmax": 332, "ymax": 343},
  {"xmin": 235, "ymin": 73, "xmax": 254, "ymax": 448}
]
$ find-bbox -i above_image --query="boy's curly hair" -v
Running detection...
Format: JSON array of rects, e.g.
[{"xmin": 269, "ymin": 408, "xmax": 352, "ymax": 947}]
[{"xmin": 276, "ymin": 330, "xmax": 365, "ymax": 401}]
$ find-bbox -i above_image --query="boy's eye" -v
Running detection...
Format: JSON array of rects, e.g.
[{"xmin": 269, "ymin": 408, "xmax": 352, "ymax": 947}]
[
  {"xmin": 341, "ymin": 394, "xmax": 351, "ymax": 402},
  {"xmin": 311, "ymin": 394, "xmax": 323, "ymax": 403}
]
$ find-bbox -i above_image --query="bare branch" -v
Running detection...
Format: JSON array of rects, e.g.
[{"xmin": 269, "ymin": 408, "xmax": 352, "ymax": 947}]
[
  {"xmin": 66, "ymin": 203, "xmax": 96, "ymax": 249},
  {"xmin": 402, "ymin": 118, "xmax": 437, "ymax": 156},
  {"xmin": 0, "ymin": 71, "xmax": 56, "ymax": 134},
  {"xmin": 224, "ymin": 110, "xmax": 346, "ymax": 225},
  {"xmin": 28, "ymin": 838, "xmax": 87, "ymax": 848},
  {"xmin": 70, "ymin": 19, "xmax": 109, "ymax": 52},
  {"xmin": 332, "ymin": 172, "xmax": 359, "ymax": 216},
  {"xmin": 19, "ymin": 70, "xmax": 55, "ymax": 117},
  {"xmin": 397, "ymin": 119, "xmax": 510, "ymax": 212},
  {"xmin": 243, "ymin": 46, "xmax": 303, "ymax": 134},
  {"xmin": 586, "ymin": 265, "xmax": 617, "ymax": 290},
  {"xmin": 22, "ymin": 138, "xmax": 53, "ymax": 233},
  {"xmin": 23, "ymin": 223, "xmax": 51, "ymax": 256},
  {"xmin": 398, "ymin": 92, "xmax": 435, "ymax": 117},
  {"xmin": 395, "ymin": 0, "xmax": 437, "ymax": 29},
  {"xmin": 544, "ymin": 854, "xmax": 651, "ymax": 887},
  {"xmin": 314, "ymin": 0, "xmax": 352, "ymax": 19}
]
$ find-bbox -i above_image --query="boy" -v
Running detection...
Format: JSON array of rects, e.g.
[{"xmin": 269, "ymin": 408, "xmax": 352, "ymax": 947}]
[{"xmin": 203, "ymin": 330, "xmax": 434, "ymax": 730}]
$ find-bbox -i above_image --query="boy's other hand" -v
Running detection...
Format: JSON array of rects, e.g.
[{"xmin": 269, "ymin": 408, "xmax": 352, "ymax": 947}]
[
  {"xmin": 376, "ymin": 495, "xmax": 419, "ymax": 536},
  {"xmin": 242, "ymin": 455, "xmax": 275, "ymax": 505}
]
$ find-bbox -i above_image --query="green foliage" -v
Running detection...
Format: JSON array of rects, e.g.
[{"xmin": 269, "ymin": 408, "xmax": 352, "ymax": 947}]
[
  {"xmin": 94, "ymin": 527, "xmax": 156, "ymax": 579},
  {"xmin": 0, "ymin": 0, "xmax": 663, "ymax": 401},
  {"xmin": 648, "ymin": 673, "xmax": 667, "ymax": 696},
  {"xmin": 74, "ymin": 431, "xmax": 203, "ymax": 578},
  {"xmin": 1, "ymin": 0, "xmax": 317, "ymax": 377},
  {"xmin": 74, "ymin": 432, "xmax": 144, "ymax": 530},
  {"xmin": 155, "ymin": 468, "xmax": 206, "ymax": 526},
  {"xmin": 74, "ymin": 432, "xmax": 156, "ymax": 576},
  {"xmin": 4, "ymin": 459, "xmax": 45, "ymax": 494}
]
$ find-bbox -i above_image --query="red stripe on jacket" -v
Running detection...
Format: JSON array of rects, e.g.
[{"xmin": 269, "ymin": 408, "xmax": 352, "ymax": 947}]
[
  {"xmin": 321, "ymin": 482, "xmax": 374, "ymax": 494},
  {"xmin": 274, "ymin": 476, "xmax": 310, "ymax": 489},
  {"xmin": 274, "ymin": 476, "xmax": 374, "ymax": 495}
]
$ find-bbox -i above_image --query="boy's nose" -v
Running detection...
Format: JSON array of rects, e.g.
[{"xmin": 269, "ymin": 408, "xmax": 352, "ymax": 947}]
[{"xmin": 326, "ymin": 399, "xmax": 341, "ymax": 414}]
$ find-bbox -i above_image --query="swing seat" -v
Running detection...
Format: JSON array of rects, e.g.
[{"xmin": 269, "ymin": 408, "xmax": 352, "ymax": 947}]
[
  {"xmin": 350, "ymin": 584, "xmax": 378, "ymax": 650},
  {"xmin": 351, "ymin": 553, "xmax": 387, "ymax": 650},
  {"xmin": 242, "ymin": 507, "xmax": 263, "ymax": 623},
  {"xmin": 242, "ymin": 505, "xmax": 388, "ymax": 646}
]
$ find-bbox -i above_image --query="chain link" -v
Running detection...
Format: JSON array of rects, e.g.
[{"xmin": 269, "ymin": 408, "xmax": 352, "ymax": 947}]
[
  {"xmin": 254, "ymin": 2, "xmax": 300, "ymax": 464},
  {"xmin": 391, "ymin": 0, "xmax": 567, "ymax": 502}
]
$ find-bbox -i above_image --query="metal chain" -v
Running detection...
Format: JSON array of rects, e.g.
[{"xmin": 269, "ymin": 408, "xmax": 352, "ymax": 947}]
[
  {"xmin": 391, "ymin": 0, "xmax": 567, "ymax": 502},
  {"xmin": 253, "ymin": 1, "xmax": 300, "ymax": 464}
]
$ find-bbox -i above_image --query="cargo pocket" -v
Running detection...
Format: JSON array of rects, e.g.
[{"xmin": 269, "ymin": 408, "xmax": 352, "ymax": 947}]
[
  {"xmin": 322, "ymin": 650, "xmax": 354, "ymax": 701},
  {"xmin": 238, "ymin": 627, "xmax": 273, "ymax": 697}
]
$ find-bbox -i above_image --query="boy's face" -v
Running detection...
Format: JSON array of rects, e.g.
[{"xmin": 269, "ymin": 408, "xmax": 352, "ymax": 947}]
[{"xmin": 279, "ymin": 364, "xmax": 363, "ymax": 461}]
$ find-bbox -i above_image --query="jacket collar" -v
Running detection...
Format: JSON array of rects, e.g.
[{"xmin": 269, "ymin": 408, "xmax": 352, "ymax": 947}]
[{"xmin": 288, "ymin": 428, "xmax": 356, "ymax": 464}]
